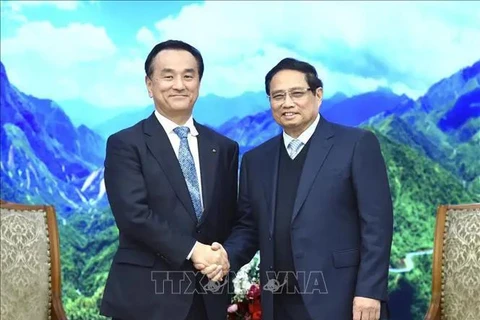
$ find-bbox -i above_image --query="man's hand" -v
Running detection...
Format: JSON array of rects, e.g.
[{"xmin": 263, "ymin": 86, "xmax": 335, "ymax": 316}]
[
  {"xmin": 191, "ymin": 242, "xmax": 229, "ymax": 282},
  {"xmin": 210, "ymin": 242, "xmax": 230, "ymax": 277},
  {"xmin": 353, "ymin": 296, "xmax": 381, "ymax": 320}
]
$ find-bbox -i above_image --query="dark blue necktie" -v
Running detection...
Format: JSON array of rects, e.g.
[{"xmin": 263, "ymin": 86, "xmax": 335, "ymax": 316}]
[{"xmin": 173, "ymin": 126, "xmax": 203, "ymax": 220}]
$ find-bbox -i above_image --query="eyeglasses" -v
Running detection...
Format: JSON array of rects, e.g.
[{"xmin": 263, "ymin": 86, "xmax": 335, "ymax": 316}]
[{"xmin": 268, "ymin": 87, "xmax": 312, "ymax": 104}]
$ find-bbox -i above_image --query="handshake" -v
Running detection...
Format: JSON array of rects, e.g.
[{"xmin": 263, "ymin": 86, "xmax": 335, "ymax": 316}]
[{"xmin": 191, "ymin": 242, "xmax": 230, "ymax": 282}]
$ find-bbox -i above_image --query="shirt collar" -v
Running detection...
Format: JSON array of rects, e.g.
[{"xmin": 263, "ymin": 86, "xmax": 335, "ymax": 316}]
[
  {"xmin": 154, "ymin": 110, "xmax": 198, "ymax": 136},
  {"xmin": 283, "ymin": 113, "xmax": 320, "ymax": 149}
]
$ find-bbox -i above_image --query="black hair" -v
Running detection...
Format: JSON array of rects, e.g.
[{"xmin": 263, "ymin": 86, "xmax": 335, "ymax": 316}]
[
  {"xmin": 144, "ymin": 40, "xmax": 204, "ymax": 79},
  {"xmin": 265, "ymin": 58, "xmax": 323, "ymax": 95}
]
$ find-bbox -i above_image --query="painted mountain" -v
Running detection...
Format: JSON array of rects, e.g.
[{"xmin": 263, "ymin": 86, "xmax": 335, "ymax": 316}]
[
  {"xmin": 366, "ymin": 59, "xmax": 480, "ymax": 196},
  {"xmin": 0, "ymin": 61, "xmax": 108, "ymax": 215},
  {"xmin": 0, "ymin": 58, "xmax": 479, "ymax": 320}
]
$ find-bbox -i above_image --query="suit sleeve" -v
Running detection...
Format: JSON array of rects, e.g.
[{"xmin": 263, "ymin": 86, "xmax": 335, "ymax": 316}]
[
  {"xmin": 351, "ymin": 130, "xmax": 393, "ymax": 301},
  {"xmin": 223, "ymin": 152, "xmax": 259, "ymax": 273},
  {"xmin": 104, "ymin": 133, "xmax": 196, "ymax": 269}
]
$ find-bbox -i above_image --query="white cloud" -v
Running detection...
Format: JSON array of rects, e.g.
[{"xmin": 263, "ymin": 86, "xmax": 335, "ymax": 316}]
[
  {"xmin": 0, "ymin": 5, "xmax": 28, "ymax": 23},
  {"xmin": 389, "ymin": 83, "xmax": 425, "ymax": 100},
  {"xmin": 95, "ymin": 57, "xmax": 151, "ymax": 107},
  {"xmin": 7, "ymin": 1, "xmax": 79, "ymax": 11},
  {"xmin": 200, "ymin": 44, "xmax": 304, "ymax": 97},
  {"xmin": 1, "ymin": 21, "xmax": 116, "ymax": 67},
  {"xmin": 116, "ymin": 57, "xmax": 145, "ymax": 77},
  {"xmin": 2, "ymin": 1, "xmax": 480, "ymax": 110},
  {"xmin": 136, "ymin": 27, "xmax": 156, "ymax": 48},
  {"xmin": 2, "ymin": 54, "xmax": 150, "ymax": 108},
  {"xmin": 1, "ymin": 21, "xmax": 122, "ymax": 106},
  {"xmin": 152, "ymin": 1, "xmax": 480, "ymax": 99},
  {"xmin": 85, "ymin": 77, "xmax": 150, "ymax": 108}
]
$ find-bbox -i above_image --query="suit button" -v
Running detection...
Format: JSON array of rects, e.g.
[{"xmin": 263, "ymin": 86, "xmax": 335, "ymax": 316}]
[
  {"xmin": 268, "ymin": 236, "xmax": 272, "ymax": 241},
  {"xmin": 269, "ymin": 266, "xmax": 273, "ymax": 270},
  {"xmin": 196, "ymin": 230, "xmax": 201, "ymax": 234}
]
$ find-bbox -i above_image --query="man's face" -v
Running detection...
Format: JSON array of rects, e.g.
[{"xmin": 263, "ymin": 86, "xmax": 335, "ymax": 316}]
[
  {"xmin": 268, "ymin": 69, "xmax": 322, "ymax": 137},
  {"xmin": 145, "ymin": 49, "xmax": 200, "ymax": 122}
]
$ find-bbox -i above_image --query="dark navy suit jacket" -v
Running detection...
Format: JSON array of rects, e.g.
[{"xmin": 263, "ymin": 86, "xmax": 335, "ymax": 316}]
[
  {"xmin": 225, "ymin": 116, "xmax": 394, "ymax": 320},
  {"xmin": 100, "ymin": 113, "xmax": 239, "ymax": 320}
]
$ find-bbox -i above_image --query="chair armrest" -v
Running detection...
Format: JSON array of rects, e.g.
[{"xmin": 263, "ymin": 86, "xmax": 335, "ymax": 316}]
[
  {"xmin": 51, "ymin": 293, "xmax": 68, "ymax": 320},
  {"xmin": 424, "ymin": 294, "xmax": 441, "ymax": 320}
]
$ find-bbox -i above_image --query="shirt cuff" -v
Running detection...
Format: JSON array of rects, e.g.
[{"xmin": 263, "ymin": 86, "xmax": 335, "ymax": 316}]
[{"xmin": 186, "ymin": 241, "xmax": 198, "ymax": 260}]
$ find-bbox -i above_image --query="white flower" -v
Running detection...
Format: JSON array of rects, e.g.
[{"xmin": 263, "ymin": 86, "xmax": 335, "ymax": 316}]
[{"xmin": 231, "ymin": 251, "xmax": 261, "ymax": 301}]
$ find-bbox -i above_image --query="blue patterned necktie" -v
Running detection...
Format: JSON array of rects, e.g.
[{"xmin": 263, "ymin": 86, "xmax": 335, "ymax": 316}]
[
  {"xmin": 173, "ymin": 126, "xmax": 203, "ymax": 220},
  {"xmin": 288, "ymin": 139, "xmax": 304, "ymax": 159}
]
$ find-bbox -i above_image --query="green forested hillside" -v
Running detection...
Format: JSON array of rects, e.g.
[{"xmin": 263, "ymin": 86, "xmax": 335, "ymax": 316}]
[{"xmin": 60, "ymin": 209, "xmax": 118, "ymax": 320}]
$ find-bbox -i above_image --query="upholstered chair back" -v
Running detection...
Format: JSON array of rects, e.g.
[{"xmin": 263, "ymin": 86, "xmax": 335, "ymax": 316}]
[
  {"xmin": 425, "ymin": 203, "xmax": 480, "ymax": 320},
  {"xmin": 440, "ymin": 206, "xmax": 480, "ymax": 319},
  {"xmin": 0, "ymin": 200, "xmax": 67, "ymax": 320}
]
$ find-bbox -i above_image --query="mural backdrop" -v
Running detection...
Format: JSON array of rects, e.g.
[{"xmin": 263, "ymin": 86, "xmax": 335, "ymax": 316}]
[{"xmin": 1, "ymin": 1, "xmax": 479, "ymax": 319}]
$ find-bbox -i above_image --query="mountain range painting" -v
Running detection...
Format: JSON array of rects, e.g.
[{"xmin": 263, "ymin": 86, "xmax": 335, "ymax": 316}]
[{"xmin": 1, "ymin": 1, "xmax": 479, "ymax": 319}]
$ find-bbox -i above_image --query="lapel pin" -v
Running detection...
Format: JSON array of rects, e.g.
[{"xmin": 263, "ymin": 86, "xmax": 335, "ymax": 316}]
[{"xmin": 212, "ymin": 148, "xmax": 217, "ymax": 153}]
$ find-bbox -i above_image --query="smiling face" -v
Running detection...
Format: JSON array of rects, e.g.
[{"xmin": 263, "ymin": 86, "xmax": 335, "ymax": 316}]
[
  {"xmin": 268, "ymin": 69, "xmax": 323, "ymax": 138},
  {"xmin": 145, "ymin": 49, "xmax": 200, "ymax": 124}
]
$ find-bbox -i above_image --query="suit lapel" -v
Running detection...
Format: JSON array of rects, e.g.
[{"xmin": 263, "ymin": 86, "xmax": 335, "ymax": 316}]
[
  {"xmin": 143, "ymin": 113, "xmax": 197, "ymax": 223},
  {"xmin": 291, "ymin": 117, "xmax": 334, "ymax": 222},
  {"xmin": 195, "ymin": 122, "xmax": 218, "ymax": 225},
  {"xmin": 261, "ymin": 136, "xmax": 281, "ymax": 237}
]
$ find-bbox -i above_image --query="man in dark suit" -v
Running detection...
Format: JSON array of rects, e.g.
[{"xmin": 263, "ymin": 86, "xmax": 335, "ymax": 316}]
[
  {"xmin": 224, "ymin": 58, "xmax": 394, "ymax": 320},
  {"xmin": 100, "ymin": 40, "xmax": 238, "ymax": 320}
]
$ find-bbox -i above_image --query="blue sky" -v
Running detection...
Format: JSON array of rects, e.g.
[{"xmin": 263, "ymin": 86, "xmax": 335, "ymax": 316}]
[{"xmin": 1, "ymin": 0, "xmax": 479, "ymax": 110}]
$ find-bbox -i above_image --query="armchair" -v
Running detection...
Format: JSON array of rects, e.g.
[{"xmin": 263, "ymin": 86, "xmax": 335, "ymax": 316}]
[
  {"xmin": 424, "ymin": 203, "xmax": 480, "ymax": 320},
  {"xmin": 0, "ymin": 200, "xmax": 67, "ymax": 320}
]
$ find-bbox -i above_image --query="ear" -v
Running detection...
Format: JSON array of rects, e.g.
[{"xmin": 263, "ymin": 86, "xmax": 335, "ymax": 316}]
[
  {"xmin": 145, "ymin": 75, "xmax": 153, "ymax": 98},
  {"xmin": 315, "ymin": 87, "xmax": 323, "ymax": 106}
]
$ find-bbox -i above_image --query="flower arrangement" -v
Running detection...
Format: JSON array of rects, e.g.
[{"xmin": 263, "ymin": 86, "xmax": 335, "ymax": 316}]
[{"xmin": 228, "ymin": 252, "xmax": 261, "ymax": 320}]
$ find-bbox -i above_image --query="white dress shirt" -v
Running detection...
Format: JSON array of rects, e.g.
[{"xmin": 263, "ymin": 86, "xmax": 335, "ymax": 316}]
[
  {"xmin": 154, "ymin": 110, "xmax": 202, "ymax": 259},
  {"xmin": 282, "ymin": 113, "xmax": 320, "ymax": 157}
]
